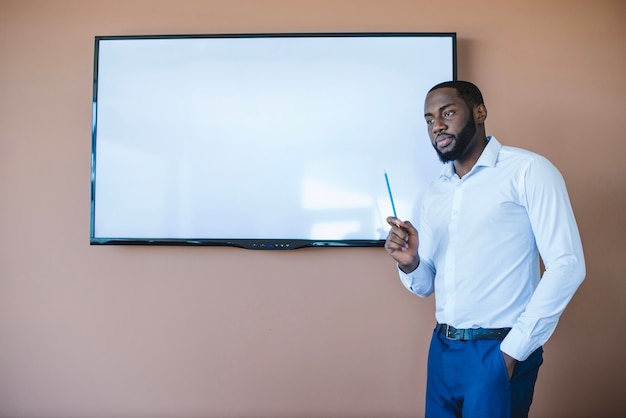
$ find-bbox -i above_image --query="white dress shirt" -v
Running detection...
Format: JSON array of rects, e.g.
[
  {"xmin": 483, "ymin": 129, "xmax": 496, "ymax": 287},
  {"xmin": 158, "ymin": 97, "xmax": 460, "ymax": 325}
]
[{"xmin": 399, "ymin": 136, "xmax": 585, "ymax": 361}]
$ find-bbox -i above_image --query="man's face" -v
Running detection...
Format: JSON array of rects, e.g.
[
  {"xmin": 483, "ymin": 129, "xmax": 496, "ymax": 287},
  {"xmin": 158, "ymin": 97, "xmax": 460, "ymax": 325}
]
[{"xmin": 424, "ymin": 87, "xmax": 476, "ymax": 163}]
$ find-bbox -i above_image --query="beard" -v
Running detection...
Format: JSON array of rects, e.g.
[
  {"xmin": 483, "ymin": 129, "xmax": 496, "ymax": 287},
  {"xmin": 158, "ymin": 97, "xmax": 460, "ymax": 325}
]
[{"xmin": 433, "ymin": 113, "xmax": 476, "ymax": 163}]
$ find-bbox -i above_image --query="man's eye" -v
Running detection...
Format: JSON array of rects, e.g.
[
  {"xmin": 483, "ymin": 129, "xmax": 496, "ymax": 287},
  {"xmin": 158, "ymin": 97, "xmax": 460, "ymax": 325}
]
[
  {"xmin": 444, "ymin": 111, "xmax": 455, "ymax": 117},
  {"xmin": 425, "ymin": 119, "xmax": 433, "ymax": 125}
]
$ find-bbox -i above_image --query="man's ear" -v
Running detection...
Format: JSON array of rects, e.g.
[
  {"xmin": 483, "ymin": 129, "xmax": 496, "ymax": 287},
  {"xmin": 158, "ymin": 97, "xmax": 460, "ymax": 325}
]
[{"xmin": 474, "ymin": 104, "xmax": 487, "ymax": 124}]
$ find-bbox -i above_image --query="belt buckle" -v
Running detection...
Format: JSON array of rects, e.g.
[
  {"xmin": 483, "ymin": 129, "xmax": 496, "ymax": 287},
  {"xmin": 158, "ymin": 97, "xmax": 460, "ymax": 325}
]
[{"xmin": 444, "ymin": 324, "xmax": 454, "ymax": 340}]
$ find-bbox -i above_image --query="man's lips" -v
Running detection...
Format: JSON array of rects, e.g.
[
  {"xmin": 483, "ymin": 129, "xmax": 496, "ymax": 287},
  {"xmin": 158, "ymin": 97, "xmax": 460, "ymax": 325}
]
[{"xmin": 436, "ymin": 134, "xmax": 454, "ymax": 148}]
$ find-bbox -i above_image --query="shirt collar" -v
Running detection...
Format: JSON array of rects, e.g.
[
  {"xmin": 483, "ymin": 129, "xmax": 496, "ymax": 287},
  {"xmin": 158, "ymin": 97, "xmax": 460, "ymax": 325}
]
[{"xmin": 440, "ymin": 136, "xmax": 501, "ymax": 179}]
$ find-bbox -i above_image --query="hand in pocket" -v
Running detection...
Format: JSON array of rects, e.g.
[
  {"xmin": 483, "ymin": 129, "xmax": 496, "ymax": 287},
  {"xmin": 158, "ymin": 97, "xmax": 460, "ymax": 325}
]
[{"xmin": 501, "ymin": 351, "xmax": 517, "ymax": 380}]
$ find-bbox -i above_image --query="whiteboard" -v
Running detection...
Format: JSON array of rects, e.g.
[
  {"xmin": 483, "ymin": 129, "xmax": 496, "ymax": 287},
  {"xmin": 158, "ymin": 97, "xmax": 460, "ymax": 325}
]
[{"xmin": 91, "ymin": 33, "xmax": 456, "ymax": 249}]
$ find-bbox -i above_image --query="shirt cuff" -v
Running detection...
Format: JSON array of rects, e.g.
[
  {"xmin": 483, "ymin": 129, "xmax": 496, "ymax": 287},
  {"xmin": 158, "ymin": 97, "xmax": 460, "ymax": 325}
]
[
  {"xmin": 397, "ymin": 261, "xmax": 434, "ymax": 297},
  {"xmin": 500, "ymin": 327, "xmax": 537, "ymax": 361}
]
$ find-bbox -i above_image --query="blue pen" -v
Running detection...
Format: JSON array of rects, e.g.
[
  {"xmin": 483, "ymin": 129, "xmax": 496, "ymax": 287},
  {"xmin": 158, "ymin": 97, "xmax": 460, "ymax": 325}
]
[{"xmin": 384, "ymin": 170, "xmax": 397, "ymax": 218}]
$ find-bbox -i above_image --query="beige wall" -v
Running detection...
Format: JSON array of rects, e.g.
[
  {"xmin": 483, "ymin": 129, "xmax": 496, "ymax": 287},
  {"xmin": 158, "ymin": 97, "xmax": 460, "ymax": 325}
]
[{"xmin": 1, "ymin": 0, "xmax": 624, "ymax": 417}]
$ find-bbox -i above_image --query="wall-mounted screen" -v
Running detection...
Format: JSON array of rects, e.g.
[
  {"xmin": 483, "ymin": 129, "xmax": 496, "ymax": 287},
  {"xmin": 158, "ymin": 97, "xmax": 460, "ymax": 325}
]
[{"xmin": 91, "ymin": 32, "xmax": 456, "ymax": 249}]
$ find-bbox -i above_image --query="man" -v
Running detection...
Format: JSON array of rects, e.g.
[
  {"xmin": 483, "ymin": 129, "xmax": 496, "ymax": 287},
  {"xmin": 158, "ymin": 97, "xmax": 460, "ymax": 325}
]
[{"xmin": 384, "ymin": 80, "xmax": 585, "ymax": 418}]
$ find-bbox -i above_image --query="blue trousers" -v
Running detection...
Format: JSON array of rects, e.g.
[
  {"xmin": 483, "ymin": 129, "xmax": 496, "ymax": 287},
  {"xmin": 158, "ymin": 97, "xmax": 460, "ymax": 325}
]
[{"xmin": 426, "ymin": 326, "xmax": 543, "ymax": 418}]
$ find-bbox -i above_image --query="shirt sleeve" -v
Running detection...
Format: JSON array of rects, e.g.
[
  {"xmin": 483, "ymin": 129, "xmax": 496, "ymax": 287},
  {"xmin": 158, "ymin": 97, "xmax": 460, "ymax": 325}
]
[
  {"xmin": 398, "ymin": 258, "xmax": 435, "ymax": 297},
  {"xmin": 500, "ymin": 157, "xmax": 586, "ymax": 361}
]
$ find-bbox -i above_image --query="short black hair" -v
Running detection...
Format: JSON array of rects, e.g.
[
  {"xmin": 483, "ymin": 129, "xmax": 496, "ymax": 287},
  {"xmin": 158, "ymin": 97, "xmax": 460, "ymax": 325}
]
[{"xmin": 428, "ymin": 80, "xmax": 484, "ymax": 110}]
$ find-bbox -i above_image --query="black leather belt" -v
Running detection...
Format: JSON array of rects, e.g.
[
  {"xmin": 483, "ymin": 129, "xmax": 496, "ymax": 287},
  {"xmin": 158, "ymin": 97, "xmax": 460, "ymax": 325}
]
[{"xmin": 438, "ymin": 324, "xmax": 511, "ymax": 341}]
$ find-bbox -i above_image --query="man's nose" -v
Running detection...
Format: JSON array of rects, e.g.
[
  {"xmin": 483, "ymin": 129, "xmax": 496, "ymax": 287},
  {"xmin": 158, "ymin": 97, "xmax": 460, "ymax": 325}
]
[{"xmin": 432, "ymin": 118, "xmax": 446, "ymax": 134}]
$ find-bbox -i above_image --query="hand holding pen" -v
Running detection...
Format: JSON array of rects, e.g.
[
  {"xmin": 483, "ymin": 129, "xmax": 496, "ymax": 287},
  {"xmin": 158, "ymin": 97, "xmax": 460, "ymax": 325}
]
[{"xmin": 383, "ymin": 171, "xmax": 420, "ymax": 273}]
